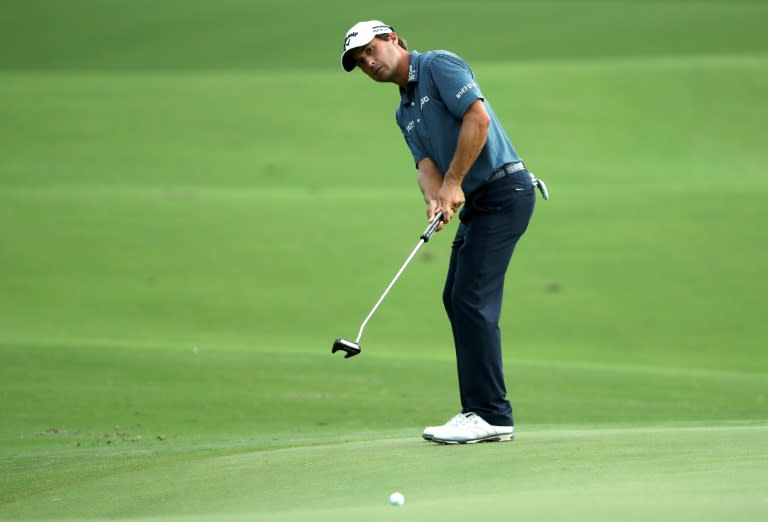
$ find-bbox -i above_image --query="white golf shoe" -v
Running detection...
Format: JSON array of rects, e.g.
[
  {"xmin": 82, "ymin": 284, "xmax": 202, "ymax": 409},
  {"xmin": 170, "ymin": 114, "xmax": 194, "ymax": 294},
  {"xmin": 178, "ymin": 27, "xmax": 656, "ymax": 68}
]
[
  {"xmin": 422, "ymin": 413, "xmax": 466, "ymax": 441},
  {"xmin": 424, "ymin": 412, "xmax": 514, "ymax": 444}
]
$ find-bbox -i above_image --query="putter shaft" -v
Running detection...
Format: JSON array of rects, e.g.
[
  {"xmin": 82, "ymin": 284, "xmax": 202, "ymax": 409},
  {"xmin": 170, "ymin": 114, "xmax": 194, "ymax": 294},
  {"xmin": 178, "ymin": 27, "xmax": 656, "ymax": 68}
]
[
  {"xmin": 355, "ymin": 238, "xmax": 425, "ymax": 343},
  {"xmin": 354, "ymin": 212, "xmax": 443, "ymax": 343}
]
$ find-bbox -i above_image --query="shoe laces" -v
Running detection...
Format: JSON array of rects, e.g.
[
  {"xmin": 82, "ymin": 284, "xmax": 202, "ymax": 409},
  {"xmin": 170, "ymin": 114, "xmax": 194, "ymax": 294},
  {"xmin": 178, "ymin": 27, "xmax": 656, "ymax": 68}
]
[
  {"xmin": 455, "ymin": 412, "xmax": 483, "ymax": 427},
  {"xmin": 439, "ymin": 414, "xmax": 464, "ymax": 427}
]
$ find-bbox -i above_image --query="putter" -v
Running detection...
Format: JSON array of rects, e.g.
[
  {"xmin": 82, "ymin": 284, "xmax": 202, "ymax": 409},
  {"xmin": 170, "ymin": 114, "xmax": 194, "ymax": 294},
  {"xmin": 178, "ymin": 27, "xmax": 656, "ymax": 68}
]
[
  {"xmin": 332, "ymin": 211, "xmax": 444, "ymax": 359},
  {"xmin": 529, "ymin": 172, "xmax": 549, "ymax": 200}
]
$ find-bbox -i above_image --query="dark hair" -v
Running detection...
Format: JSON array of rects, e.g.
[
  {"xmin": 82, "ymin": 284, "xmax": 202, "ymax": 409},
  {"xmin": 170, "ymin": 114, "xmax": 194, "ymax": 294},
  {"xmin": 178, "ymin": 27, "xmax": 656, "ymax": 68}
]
[{"xmin": 375, "ymin": 33, "xmax": 408, "ymax": 51}]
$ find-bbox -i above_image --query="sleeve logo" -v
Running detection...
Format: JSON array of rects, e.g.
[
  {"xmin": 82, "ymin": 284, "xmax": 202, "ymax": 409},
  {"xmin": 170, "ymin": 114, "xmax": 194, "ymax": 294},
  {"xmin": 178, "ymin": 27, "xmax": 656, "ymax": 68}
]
[{"xmin": 455, "ymin": 82, "xmax": 477, "ymax": 99}]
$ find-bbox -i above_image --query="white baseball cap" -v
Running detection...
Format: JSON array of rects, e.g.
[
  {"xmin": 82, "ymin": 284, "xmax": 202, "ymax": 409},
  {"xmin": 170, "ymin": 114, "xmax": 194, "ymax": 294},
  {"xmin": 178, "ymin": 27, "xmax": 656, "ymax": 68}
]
[{"xmin": 340, "ymin": 20, "xmax": 394, "ymax": 72}]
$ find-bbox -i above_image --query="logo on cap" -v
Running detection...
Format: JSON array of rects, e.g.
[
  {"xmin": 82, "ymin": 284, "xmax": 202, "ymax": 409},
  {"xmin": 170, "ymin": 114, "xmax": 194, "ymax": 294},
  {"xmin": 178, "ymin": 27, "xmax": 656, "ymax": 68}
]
[{"xmin": 344, "ymin": 32, "xmax": 358, "ymax": 50}]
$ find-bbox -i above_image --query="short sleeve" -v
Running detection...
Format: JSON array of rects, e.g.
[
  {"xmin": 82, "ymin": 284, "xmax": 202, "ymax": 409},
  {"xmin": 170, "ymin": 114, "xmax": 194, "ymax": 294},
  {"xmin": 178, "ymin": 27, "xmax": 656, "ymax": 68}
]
[{"xmin": 427, "ymin": 53, "xmax": 485, "ymax": 119}]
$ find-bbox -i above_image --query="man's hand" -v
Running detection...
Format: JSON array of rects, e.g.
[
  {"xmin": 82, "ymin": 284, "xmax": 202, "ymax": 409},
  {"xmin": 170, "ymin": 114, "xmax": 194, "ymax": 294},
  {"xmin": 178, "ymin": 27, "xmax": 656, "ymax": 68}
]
[
  {"xmin": 426, "ymin": 198, "xmax": 440, "ymax": 225},
  {"xmin": 426, "ymin": 198, "xmax": 446, "ymax": 232},
  {"xmin": 437, "ymin": 175, "xmax": 465, "ymax": 225}
]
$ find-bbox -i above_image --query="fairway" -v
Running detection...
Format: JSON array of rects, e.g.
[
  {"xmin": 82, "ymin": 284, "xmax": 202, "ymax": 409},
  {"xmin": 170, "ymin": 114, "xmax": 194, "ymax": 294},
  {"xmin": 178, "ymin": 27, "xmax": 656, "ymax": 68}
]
[{"xmin": 2, "ymin": 1, "xmax": 767, "ymax": 521}]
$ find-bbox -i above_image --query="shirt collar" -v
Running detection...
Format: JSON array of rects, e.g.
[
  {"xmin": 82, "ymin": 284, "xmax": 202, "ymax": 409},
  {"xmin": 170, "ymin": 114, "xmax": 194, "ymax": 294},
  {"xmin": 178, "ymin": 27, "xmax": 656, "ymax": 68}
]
[
  {"xmin": 406, "ymin": 51, "xmax": 420, "ymax": 83},
  {"xmin": 399, "ymin": 52, "xmax": 420, "ymax": 104}
]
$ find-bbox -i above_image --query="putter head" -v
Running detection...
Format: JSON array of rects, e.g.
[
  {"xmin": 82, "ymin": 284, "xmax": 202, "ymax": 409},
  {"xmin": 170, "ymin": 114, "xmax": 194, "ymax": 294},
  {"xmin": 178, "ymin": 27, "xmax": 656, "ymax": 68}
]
[
  {"xmin": 332, "ymin": 338, "xmax": 361, "ymax": 359},
  {"xmin": 529, "ymin": 172, "xmax": 549, "ymax": 200}
]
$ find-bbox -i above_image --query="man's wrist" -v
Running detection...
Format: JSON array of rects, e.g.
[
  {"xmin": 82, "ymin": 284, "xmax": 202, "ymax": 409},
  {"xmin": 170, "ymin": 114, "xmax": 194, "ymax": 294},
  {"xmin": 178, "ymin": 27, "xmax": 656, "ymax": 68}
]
[{"xmin": 443, "ymin": 170, "xmax": 464, "ymax": 185}]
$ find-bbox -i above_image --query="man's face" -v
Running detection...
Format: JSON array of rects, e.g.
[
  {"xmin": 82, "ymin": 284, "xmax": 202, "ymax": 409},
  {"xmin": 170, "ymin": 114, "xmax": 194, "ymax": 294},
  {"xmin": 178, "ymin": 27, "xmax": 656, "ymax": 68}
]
[{"xmin": 351, "ymin": 33, "xmax": 400, "ymax": 83}]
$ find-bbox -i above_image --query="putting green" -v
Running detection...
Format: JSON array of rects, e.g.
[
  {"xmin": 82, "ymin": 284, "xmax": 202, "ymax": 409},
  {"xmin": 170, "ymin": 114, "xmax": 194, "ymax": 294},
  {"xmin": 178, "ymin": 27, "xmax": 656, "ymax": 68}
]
[
  {"xmin": 3, "ymin": 422, "xmax": 766, "ymax": 521},
  {"xmin": 2, "ymin": 342, "xmax": 767, "ymax": 521}
]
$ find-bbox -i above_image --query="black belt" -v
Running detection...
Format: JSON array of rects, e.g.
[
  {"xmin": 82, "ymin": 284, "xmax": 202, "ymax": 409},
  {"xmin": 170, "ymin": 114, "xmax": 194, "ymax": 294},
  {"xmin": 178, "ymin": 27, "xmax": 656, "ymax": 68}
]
[{"xmin": 486, "ymin": 162, "xmax": 526, "ymax": 184}]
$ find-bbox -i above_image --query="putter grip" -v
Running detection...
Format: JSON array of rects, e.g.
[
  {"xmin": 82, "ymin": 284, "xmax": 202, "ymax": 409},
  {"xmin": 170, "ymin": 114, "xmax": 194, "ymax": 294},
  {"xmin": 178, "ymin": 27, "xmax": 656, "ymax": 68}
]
[{"xmin": 420, "ymin": 212, "xmax": 444, "ymax": 242}]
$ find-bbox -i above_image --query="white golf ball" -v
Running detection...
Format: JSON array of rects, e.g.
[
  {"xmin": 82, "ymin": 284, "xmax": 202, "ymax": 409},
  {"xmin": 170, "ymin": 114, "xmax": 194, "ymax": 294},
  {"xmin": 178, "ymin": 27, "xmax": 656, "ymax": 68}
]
[{"xmin": 389, "ymin": 492, "xmax": 405, "ymax": 506}]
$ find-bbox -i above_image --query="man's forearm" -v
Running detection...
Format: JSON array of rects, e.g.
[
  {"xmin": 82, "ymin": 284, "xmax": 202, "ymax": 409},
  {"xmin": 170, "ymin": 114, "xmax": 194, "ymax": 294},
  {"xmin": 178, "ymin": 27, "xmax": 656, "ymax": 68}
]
[
  {"xmin": 417, "ymin": 157, "xmax": 444, "ymax": 202},
  {"xmin": 444, "ymin": 100, "xmax": 490, "ymax": 184}
]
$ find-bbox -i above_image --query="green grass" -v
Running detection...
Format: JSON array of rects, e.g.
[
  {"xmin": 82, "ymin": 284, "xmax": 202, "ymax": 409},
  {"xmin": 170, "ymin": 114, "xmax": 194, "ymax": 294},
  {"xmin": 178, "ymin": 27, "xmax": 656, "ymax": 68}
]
[
  {"xmin": 1, "ymin": 0, "xmax": 768, "ymax": 520},
  {"xmin": 2, "ymin": 343, "xmax": 767, "ymax": 520},
  {"xmin": 4, "ymin": 425, "xmax": 767, "ymax": 521},
  {"xmin": 2, "ymin": 0, "xmax": 767, "ymax": 70}
]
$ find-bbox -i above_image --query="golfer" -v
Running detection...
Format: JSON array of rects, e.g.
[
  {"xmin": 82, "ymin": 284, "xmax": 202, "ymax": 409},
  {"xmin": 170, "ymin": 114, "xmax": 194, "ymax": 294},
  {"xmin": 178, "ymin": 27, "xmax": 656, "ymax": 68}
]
[{"xmin": 341, "ymin": 21, "xmax": 538, "ymax": 444}]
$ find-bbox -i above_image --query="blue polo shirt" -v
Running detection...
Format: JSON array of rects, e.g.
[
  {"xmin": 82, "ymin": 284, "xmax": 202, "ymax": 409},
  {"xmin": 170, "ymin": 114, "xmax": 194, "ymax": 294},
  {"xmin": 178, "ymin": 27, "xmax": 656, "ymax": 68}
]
[{"xmin": 395, "ymin": 50, "xmax": 522, "ymax": 197}]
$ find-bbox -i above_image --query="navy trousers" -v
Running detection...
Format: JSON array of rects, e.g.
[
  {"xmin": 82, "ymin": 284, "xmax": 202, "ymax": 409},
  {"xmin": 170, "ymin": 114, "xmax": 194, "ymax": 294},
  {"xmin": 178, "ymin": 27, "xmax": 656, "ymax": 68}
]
[{"xmin": 442, "ymin": 168, "xmax": 535, "ymax": 426}]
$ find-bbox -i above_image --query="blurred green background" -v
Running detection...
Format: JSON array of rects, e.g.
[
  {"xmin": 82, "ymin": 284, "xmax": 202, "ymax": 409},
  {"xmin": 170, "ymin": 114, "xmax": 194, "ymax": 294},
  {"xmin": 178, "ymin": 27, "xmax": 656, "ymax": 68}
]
[{"xmin": 1, "ymin": 1, "xmax": 767, "ymax": 521}]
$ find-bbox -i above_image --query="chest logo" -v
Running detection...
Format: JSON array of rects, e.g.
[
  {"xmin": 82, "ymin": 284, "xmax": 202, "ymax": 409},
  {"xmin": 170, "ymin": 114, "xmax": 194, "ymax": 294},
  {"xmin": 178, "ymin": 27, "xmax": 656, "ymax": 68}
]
[{"xmin": 420, "ymin": 96, "xmax": 430, "ymax": 110}]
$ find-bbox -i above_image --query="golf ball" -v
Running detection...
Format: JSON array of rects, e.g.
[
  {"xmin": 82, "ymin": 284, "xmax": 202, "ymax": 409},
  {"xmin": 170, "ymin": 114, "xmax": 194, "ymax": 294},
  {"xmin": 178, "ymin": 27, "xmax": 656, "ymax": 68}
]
[{"xmin": 389, "ymin": 492, "xmax": 405, "ymax": 506}]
